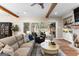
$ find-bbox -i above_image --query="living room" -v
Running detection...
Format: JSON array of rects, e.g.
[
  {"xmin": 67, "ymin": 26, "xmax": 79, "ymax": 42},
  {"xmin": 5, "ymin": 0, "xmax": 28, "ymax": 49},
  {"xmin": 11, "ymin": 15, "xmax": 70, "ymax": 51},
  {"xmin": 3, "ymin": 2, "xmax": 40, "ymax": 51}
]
[{"xmin": 0, "ymin": 3, "xmax": 79, "ymax": 56}]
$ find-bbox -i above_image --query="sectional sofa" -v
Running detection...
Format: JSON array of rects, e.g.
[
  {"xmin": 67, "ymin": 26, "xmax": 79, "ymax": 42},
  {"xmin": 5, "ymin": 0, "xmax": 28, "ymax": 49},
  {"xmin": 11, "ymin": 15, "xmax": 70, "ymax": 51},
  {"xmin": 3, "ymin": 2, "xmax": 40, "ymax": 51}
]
[{"xmin": 0, "ymin": 34, "xmax": 35, "ymax": 56}]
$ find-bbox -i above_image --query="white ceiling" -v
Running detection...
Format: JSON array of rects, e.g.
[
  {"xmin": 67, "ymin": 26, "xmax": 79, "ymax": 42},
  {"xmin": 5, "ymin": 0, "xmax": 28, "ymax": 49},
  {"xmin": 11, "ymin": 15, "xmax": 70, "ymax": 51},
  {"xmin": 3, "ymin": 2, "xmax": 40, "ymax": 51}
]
[
  {"xmin": 0, "ymin": 3, "xmax": 79, "ymax": 18},
  {"xmin": 0, "ymin": 3, "xmax": 50, "ymax": 17},
  {"xmin": 50, "ymin": 3, "xmax": 79, "ymax": 17}
]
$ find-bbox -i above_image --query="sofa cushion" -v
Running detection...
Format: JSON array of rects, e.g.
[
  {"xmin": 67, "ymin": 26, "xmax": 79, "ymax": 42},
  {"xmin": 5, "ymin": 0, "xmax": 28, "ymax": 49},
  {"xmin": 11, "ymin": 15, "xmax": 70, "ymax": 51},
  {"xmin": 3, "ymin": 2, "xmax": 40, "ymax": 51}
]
[
  {"xmin": 0, "ymin": 42, "xmax": 5, "ymax": 51},
  {"xmin": 20, "ymin": 40, "xmax": 34, "ymax": 48},
  {"xmin": 0, "ymin": 36, "xmax": 17, "ymax": 46},
  {"xmin": 11, "ymin": 43, "xmax": 19, "ymax": 51},
  {"xmin": 15, "ymin": 34, "xmax": 24, "ymax": 46},
  {"xmin": 14, "ymin": 47, "xmax": 31, "ymax": 56},
  {"xmin": 15, "ymin": 34, "xmax": 24, "ymax": 41},
  {"xmin": 1, "ymin": 45, "xmax": 14, "ymax": 56},
  {"xmin": 18, "ymin": 40, "xmax": 24, "ymax": 46}
]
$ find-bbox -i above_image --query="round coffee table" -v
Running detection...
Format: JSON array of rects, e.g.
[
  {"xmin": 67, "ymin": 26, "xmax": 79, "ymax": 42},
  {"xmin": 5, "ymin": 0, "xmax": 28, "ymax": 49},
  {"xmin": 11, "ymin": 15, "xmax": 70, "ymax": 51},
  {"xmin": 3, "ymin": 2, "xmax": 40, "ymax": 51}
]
[{"xmin": 40, "ymin": 40, "xmax": 59, "ymax": 56}]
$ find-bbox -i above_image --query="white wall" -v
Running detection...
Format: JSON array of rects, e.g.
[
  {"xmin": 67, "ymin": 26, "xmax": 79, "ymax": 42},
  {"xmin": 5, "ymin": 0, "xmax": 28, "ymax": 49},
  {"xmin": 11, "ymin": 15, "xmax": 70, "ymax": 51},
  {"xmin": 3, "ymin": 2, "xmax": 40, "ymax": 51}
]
[
  {"xmin": 0, "ymin": 16, "xmax": 19, "ymax": 24},
  {"xmin": 63, "ymin": 11, "xmax": 74, "ymax": 22},
  {"xmin": 0, "ymin": 16, "xmax": 63, "ymax": 39}
]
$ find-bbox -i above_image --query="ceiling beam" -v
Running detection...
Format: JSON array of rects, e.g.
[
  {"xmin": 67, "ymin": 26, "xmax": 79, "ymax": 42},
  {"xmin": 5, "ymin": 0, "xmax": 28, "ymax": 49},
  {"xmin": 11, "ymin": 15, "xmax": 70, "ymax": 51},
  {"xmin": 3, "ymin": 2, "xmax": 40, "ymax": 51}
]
[
  {"xmin": 0, "ymin": 5, "xmax": 19, "ymax": 18},
  {"xmin": 45, "ymin": 3, "xmax": 57, "ymax": 18}
]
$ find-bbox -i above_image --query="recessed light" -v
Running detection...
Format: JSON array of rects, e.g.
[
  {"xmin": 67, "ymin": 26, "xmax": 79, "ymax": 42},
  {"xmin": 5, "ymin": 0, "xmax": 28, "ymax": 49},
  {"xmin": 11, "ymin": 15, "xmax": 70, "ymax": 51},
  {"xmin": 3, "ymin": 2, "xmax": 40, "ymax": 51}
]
[
  {"xmin": 23, "ymin": 12, "xmax": 26, "ymax": 14},
  {"xmin": 54, "ymin": 12, "xmax": 58, "ymax": 15}
]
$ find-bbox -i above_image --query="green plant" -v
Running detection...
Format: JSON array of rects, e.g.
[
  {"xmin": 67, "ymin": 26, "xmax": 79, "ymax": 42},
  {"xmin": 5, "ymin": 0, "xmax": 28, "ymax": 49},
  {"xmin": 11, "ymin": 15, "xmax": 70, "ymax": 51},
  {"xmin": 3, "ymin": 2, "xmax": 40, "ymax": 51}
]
[{"xmin": 12, "ymin": 25, "xmax": 19, "ymax": 32}]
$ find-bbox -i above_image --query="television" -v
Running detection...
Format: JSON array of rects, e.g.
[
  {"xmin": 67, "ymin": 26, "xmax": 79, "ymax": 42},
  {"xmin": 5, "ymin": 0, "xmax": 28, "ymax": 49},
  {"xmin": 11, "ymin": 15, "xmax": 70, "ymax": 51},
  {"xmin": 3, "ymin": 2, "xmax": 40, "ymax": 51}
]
[{"xmin": 74, "ymin": 7, "xmax": 79, "ymax": 22}]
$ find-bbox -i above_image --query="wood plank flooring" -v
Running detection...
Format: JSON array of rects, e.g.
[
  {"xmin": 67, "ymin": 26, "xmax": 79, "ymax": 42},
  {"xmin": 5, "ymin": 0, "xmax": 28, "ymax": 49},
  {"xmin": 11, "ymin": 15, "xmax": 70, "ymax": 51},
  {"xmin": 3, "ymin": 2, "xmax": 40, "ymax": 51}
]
[{"xmin": 55, "ymin": 39, "xmax": 79, "ymax": 56}]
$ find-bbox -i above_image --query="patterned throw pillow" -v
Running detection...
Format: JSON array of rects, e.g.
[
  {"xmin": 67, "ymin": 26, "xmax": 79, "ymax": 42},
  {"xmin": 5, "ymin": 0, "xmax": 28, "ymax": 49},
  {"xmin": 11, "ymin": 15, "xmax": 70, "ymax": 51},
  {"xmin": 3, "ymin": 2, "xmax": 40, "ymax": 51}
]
[
  {"xmin": 1, "ymin": 45, "xmax": 14, "ymax": 56},
  {"xmin": 0, "ymin": 42, "xmax": 4, "ymax": 51}
]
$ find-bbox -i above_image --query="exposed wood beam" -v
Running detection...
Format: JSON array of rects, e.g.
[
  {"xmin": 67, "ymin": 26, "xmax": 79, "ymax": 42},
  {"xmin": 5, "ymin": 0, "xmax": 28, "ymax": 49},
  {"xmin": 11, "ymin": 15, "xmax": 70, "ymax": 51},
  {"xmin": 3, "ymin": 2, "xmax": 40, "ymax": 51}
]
[
  {"xmin": 45, "ymin": 3, "xmax": 57, "ymax": 18},
  {"xmin": 0, "ymin": 5, "xmax": 19, "ymax": 18}
]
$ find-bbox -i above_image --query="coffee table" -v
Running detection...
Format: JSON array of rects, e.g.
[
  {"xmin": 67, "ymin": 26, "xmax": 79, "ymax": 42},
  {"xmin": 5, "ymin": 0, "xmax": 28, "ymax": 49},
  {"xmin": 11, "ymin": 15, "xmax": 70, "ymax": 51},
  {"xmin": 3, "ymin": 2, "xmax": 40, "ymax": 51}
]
[{"xmin": 40, "ymin": 40, "xmax": 59, "ymax": 55}]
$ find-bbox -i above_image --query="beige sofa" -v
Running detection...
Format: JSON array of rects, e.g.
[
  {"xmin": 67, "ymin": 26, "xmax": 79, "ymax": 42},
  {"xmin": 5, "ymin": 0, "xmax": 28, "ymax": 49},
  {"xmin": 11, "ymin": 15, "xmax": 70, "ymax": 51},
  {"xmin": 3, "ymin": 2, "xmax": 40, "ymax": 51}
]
[{"xmin": 0, "ymin": 34, "xmax": 35, "ymax": 56}]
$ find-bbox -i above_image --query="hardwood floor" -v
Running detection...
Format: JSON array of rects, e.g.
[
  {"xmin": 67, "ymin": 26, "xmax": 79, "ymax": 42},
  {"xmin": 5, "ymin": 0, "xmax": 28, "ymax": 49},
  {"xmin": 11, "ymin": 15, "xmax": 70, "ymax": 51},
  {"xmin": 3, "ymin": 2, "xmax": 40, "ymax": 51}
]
[
  {"xmin": 55, "ymin": 39, "xmax": 79, "ymax": 56},
  {"xmin": 31, "ymin": 39, "xmax": 79, "ymax": 56}
]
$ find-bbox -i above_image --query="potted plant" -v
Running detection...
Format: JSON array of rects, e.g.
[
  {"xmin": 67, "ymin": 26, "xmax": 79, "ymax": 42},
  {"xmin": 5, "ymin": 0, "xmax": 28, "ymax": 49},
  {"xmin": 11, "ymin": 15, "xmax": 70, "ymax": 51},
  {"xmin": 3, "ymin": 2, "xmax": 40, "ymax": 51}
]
[{"xmin": 12, "ymin": 25, "xmax": 19, "ymax": 35}]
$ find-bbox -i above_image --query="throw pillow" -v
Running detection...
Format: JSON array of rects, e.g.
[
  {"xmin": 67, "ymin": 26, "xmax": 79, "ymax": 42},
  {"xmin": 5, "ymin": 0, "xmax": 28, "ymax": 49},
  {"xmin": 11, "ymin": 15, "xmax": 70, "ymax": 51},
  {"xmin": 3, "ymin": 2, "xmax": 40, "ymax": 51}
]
[
  {"xmin": 24, "ymin": 34, "xmax": 30, "ymax": 42},
  {"xmin": 1, "ymin": 45, "xmax": 14, "ymax": 56},
  {"xmin": 0, "ymin": 42, "xmax": 5, "ymax": 53}
]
